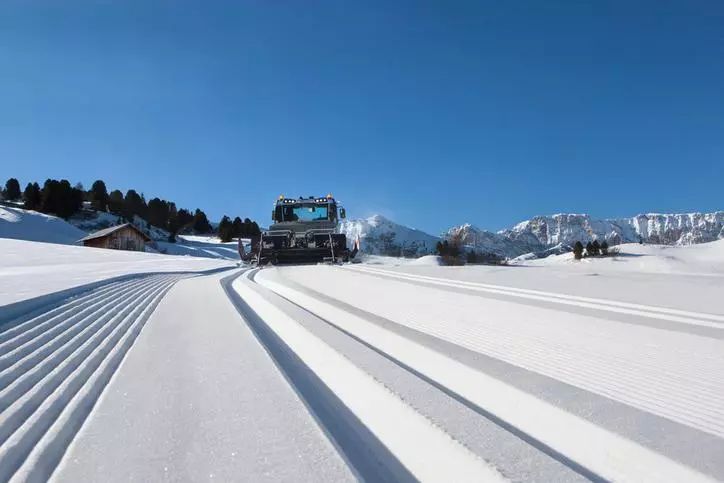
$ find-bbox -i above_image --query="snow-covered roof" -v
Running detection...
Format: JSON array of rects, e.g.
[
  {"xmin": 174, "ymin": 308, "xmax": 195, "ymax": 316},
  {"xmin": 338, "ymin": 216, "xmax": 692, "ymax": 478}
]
[{"xmin": 79, "ymin": 223, "xmax": 151, "ymax": 242}]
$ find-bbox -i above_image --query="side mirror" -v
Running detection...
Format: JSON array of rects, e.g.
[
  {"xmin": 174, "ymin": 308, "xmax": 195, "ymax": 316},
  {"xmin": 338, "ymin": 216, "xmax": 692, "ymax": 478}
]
[{"xmin": 340, "ymin": 208, "xmax": 346, "ymax": 219}]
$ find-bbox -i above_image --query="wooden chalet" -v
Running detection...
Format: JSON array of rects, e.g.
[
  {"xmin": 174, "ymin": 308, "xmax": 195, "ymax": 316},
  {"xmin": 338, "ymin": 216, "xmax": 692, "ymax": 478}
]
[{"xmin": 79, "ymin": 223, "xmax": 151, "ymax": 252}]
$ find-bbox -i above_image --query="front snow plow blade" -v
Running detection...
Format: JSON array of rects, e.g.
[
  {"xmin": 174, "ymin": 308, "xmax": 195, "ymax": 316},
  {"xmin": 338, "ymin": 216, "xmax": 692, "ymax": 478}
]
[{"xmin": 255, "ymin": 232, "xmax": 352, "ymax": 265}]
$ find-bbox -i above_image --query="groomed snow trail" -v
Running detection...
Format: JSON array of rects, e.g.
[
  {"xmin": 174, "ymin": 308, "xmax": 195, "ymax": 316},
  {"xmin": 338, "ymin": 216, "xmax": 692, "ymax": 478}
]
[
  {"xmin": 0, "ymin": 273, "xmax": 186, "ymax": 482},
  {"xmin": 339, "ymin": 265, "xmax": 724, "ymax": 439},
  {"xmin": 251, "ymin": 265, "xmax": 723, "ymax": 482},
  {"xmin": 53, "ymin": 270, "xmax": 355, "ymax": 482},
  {"xmin": 3, "ymin": 260, "xmax": 721, "ymax": 481},
  {"xmin": 231, "ymin": 270, "xmax": 505, "ymax": 482}
]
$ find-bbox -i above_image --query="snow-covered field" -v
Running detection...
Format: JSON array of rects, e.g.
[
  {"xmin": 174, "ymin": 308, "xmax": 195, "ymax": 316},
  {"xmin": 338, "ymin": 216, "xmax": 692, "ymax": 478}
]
[
  {"xmin": 0, "ymin": 238, "xmax": 235, "ymax": 306},
  {"xmin": 0, "ymin": 238, "xmax": 723, "ymax": 480}
]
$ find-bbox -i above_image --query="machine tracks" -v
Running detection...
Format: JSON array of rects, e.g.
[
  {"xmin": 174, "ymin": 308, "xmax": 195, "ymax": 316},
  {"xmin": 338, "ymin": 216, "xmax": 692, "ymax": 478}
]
[
  {"xmin": 233, "ymin": 267, "xmax": 720, "ymax": 482},
  {"xmin": 342, "ymin": 265, "xmax": 724, "ymax": 438},
  {"xmin": 0, "ymin": 273, "xmax": 185, "ymax": 482}
]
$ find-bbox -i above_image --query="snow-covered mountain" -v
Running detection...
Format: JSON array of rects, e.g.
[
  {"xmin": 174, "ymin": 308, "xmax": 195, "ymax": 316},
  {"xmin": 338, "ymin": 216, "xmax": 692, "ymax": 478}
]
[
  {"xmin": 448, "ymin": 212, "xmax": 724, "ymax": 259},
  {"xmin": 340, "ymin": 214, "xmax": 439, "ymax": 257},
  {"xmin": 445, "ymin": 224, "xmax": 532, "ymax": 258},
  {"xmin": 501, "ymin": 212, "xmax": 724, "ymax": 247},
  {"xmin": 6, "ymin": 203, "xmax": 722, "ymax": 262}
]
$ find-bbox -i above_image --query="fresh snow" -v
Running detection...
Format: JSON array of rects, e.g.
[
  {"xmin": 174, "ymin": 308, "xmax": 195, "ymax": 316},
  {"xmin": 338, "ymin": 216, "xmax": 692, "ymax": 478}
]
[
  {"xmin": 516, "ymin": 240, "xmax": 724, "ymax": 275},
  {"xmin": 0, "ymin": 206, "xmax": 86, "ymax": 245},
  {"xmin": 0, "ymin": 238, "xmax": 235, "ymax": 306}
]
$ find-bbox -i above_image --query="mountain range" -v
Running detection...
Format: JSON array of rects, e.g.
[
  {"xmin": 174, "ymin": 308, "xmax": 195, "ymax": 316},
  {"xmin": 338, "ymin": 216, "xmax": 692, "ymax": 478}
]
[{"xmin": 342, "ymin": 212, "xmax": 724, "ymax": 259}]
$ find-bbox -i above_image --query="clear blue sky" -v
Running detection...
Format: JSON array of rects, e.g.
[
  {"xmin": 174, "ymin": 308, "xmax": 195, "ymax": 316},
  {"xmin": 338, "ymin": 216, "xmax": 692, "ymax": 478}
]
[{"xmin": 1, "ymin": 1, "xmax": 723, "ymax": 234}]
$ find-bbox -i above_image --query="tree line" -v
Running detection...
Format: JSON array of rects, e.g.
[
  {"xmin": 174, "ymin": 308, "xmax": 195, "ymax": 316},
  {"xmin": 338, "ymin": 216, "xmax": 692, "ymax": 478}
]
[
  {"xmin": 572, "ymin": 239, "xmax": 610, "ymax": 260},
  {"xmin": 3, "ymin": 177, "xmax": 260, "ymax": 242},
  {"xmin": 217, "ymin": 216, "xmax": 262, "ymax": 243}
]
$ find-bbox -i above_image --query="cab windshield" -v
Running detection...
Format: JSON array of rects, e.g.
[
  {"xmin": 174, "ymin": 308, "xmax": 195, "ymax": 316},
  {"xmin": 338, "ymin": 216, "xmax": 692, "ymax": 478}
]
[{"xmin": 282, "ymin": 203, "xmax": 329, "ymax": 222}]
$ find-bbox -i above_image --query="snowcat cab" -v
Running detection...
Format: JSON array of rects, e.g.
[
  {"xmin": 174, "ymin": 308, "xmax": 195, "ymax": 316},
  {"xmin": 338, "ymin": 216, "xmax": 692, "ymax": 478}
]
[{"xmin": 253, "ymin": 194, "xmax": 355, "ymax": 265}]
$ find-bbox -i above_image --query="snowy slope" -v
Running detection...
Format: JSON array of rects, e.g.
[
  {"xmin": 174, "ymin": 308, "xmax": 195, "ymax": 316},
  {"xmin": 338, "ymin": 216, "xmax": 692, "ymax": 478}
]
[
  {"xmin": 518, "ymin": 239, "xmax": 724, "ymax": 275},
  {"xmin": 2, "ymin": 206, "xmax": 241, "ymax": 261},
  {"xmin": 0, "ymin": 206, "xmax": 86, "ymax": 245},
  {"xmin": 0, "ymin": 238, "xmax": 234, "ymax": 305},
  {"xmin": 340, "ymin": 214, "xmax": 439, "ymax": 257}
]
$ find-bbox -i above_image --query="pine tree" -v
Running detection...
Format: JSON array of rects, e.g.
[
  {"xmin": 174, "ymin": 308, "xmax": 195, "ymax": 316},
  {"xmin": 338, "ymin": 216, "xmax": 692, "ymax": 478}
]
[
  {"xmin": 591, "ymin": 239, "xmax": 601, "ymax": 256},
  {"xmin": 585, "ymin": 241, "xmax": 594, "ymax": 257},
  {"xmin": 90, "ymin": 180, "xmax": 109, "ymax": 211},
  {"xmin": 242, "ymin": 218, "xmax": 252, "ymax": 237},
  {"xmin": 218, "ymin": 215, "xmax": 234, "ymax": 242},
  {"xmin": 123, "ymin": 190, "xmax": 146, "ymax": 222},
  {"xmin": 108, "ymin": 190, "xmax": 124, "ymax": 214},
  {"xmin": 192, "ymin": 209, "xmax": 213, "ymax": 234},
  {"xmin": 4, "ymin": 178, "xmax": 21, "ymax": 201},
  {"xmin": 23, "ymin": 182, "xmax": 41, "ymax": 210},
  {"xmin": 147, "ymin": 197, "xmax": 171, "ymax": 229},
  {"xmin": 176, "ymin": 208, "xmax": 194, "ymax": 233},
  {"xmin": 573, "ymin": 241, "xmax": 584, "ymax": 260},
  {"xmin": 232, "ymin": 217, "xmax": 243, "ymax": 238},
  {"xmin": 250, "ymin": 221, "xmax": 261, "ymax": 236},
  {"xmin": 39, "ymin": 179, "xmax": 82, "ymax": 219},
  {"xmin": 166, "ymin": 203, "xmax": 179, "ymax": 242},
  {"xmin": 600, "ymin": 240, "xmax": 609, "ymax": 255}
]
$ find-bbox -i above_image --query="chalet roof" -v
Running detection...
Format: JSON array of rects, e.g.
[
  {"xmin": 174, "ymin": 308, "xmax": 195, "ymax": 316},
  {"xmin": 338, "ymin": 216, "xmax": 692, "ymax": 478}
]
[{"xmin": 79, "ymin": 223, "xmax": 151, "ymax": 242}]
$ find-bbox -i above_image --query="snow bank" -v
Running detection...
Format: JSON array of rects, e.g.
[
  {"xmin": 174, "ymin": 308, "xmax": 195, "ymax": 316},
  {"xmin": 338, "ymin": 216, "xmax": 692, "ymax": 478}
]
[
  {"xmin": 408, "ymin": 255, "xmax": 442, "ymax": 266},
  {"xmin": 358, "ymin": 254, "xmax": 437, "ymax": 266},
  {"xmin": 0, "ymin": 238, "xmax": 235, "ymax": 306},
  {"xmin": 0, "ymin": 206, "xmax": 85, "ymax": 245},
  {"xmin": 520, "ymin": 240, "xmax": 724, "ymax": 275}
]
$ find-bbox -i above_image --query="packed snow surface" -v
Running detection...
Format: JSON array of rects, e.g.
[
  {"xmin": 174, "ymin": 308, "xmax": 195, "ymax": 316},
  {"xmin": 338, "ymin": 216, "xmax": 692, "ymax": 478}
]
[{"xmin": 255, "ymin": 243, "xmax": 723, "ymax": 480}]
